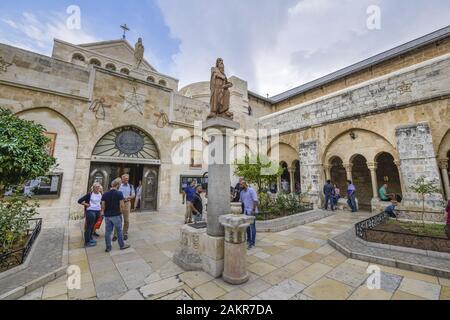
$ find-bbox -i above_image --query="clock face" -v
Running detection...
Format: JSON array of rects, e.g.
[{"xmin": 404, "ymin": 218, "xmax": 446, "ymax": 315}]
[{"xmin": 92, "ymin": 126, "xmax": 159, "ymax": 159}]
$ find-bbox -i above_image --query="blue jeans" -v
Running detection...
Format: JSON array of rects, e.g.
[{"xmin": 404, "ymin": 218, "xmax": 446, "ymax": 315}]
[
  {"xmin": 246, "ymin": 218, "xmax": 256, "ymax": 246},
  {"xmin": 84, "ymin": 210, "xmax": 100, "ymax": 245},
  {"xmin": 324, "ymin": 194, "xmax": 334, "ymax": 210},
  {"xmin": 347, "ymin": 194, "xmax": 357, "ymax": 212},
  {"xmin": 105, "ymin": 215, "xmax": 125, "ymax": 250}
]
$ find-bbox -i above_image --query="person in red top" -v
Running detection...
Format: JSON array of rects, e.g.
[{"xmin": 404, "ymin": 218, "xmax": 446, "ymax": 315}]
[{"xmin": 445, "ymin": 199, "xmax": 450, "ymax": 239}]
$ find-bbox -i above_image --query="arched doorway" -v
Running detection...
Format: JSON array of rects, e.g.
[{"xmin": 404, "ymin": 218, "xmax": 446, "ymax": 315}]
[
  {"xmin": 351, "ymin": 154, "xmax": 372, "ymax": 210},
  {"xmin": 280, "ymin": 161, "xmax": 290, "ymax": 193},
  {"xmin": 89, "ymin": 126, "xmax": 160, "ymax": 211},
  {"xmin": 375, "ymin": 152, "xmax": 402, "ymax": 198},
  {"xmin": 330, "ymin": 156, "xmax": 347, "ymax": 196}
]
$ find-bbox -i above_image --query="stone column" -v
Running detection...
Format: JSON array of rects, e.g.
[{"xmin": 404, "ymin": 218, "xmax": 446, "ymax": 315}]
[
  {"xmin": 289, "ymin": 167, "xmax": 295, "ymax": 193},
  {"xmin": 323, "ymin": 165, "xmax": 331, "ymax": 181},
  {"xmin": 201, "ymin": 117, "xmax": 240, "ymax": 277},
  {"xmin": 219, "ymin": 214, "xmax": 255, "ymax": 285},
  {"xmin": 439, "ymin": 159, "xmax": 450, "ymax": 200},
  {"xmin": 277, "ymin": 175, "xmax": 281, "ymax": 194},
  {"xmin": 394, "ymin": 160, "xmax": 406, "ymax": 196},
  {"xmin": 343, "ymin": 163, "xmax": 353, "ymax": 182},
  {"xmin": 367, "ymin": 162, "xmax": 378, "ymax": 199}
]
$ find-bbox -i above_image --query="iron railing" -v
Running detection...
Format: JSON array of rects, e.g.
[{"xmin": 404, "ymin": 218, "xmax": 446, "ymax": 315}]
[
  {"xmin": 0, "ymin": 218, "xmax": 42, "ymax": 271},
  {"xmin": 355, "ymin": 212, "xmax": 387, "ymax": 240}
]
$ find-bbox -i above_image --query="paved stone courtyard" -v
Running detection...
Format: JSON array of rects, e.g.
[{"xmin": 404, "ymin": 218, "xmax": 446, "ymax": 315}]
[{"xmin": 19, "ymin": 210, "xmax": 450, "ymax": 300}]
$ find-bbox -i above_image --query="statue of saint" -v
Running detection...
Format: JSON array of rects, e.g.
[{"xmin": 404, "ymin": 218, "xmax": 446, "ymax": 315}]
[
  {"xmin": 134, "ymin": 38, "xmax": 144, "ymax": 69},
  {"xmin": 208, "ymin": 58, "xmax": 233, "ymax": 119}
]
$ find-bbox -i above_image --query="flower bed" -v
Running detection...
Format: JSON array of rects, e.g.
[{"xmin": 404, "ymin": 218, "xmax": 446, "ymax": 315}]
[
  {"xmin": 0, "ymin": 218, "xmax": 42, "ymax": 273},
  {"xmin": 356, "ymin": 213, "xmax": 450, "ymax": 253}
]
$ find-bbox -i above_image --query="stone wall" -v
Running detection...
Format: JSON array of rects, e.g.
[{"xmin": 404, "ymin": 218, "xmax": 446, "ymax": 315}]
[
  {"xmin": 396, "ymin": 122, "xmax": 444, "ymax": 209},
  {"xmin": 260, "ymin": 54, "xmax": 450, "ymax": 134},
  {"xmin": 299, "ymin": 141, "xmax": 322, "ymax": 206}
]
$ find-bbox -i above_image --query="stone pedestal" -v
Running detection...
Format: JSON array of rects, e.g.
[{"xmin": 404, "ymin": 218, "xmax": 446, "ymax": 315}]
[
  {"xmin": 203, "ymin": 117, "xmax": 240, "ymax": 237},
  {"xmin": 219, "ymin": 214, "xmax": 255, "ymax": 285},
  {"xmin": 173, "ymin": 225, "xmax": 206, "ymax": 271},
  {"xmin": 201, "ymin": 234, "xmax": 225, "ymax": 277}
]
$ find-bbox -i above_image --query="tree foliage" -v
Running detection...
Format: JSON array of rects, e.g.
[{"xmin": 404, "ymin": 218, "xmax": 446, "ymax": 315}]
[
  {"xmin": 234, "ymin": 154, "xmax": 283, "ymax": 194},
  {"xmin": 0, "ymin": 107, "xmax": 56, "ymax": 192},
  {"xmin": 410, "ymin": 176, "xmax": 442, "ymax": 226}
]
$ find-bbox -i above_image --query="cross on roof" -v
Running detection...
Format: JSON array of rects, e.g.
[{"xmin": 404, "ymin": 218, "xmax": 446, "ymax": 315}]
[{"xmin": 120, "ymin": 24, "xmax": 130, "ymax": 40}]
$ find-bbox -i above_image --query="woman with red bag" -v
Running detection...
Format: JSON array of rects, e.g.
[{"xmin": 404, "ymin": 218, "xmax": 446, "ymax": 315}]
[{"xmin": 78, "ymin": 183, "xmax": 104, "ymax": 247}]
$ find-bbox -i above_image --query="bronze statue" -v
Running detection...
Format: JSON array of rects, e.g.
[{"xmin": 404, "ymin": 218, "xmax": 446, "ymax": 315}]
[
  {"xmin": 134, "ymin": 38, "xmax": 144, "ymax": 69},
  {"xmin": 208, "ymin": 58, "xmax": 233, "ymax": 119}
]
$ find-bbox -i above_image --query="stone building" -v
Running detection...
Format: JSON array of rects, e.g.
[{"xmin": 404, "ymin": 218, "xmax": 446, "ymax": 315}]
[{"xmin": 0, "ymin": 26, "xmax": 449, "ymax": 227}]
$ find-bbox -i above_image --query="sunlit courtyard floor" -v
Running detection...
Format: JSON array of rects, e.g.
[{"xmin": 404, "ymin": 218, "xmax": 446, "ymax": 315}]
[{"xmin": 20, "ymin": 209, "xmax": 450, "ymax": 300}]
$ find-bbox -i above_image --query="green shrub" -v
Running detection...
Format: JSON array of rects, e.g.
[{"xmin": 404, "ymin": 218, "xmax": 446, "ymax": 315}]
[
  {"xmin": 0, "ymin": 194, "xmax": 39, "ymax": 253},
  {"xmin": 258, "ymin": 192, "xmax": 310, "ymax": 220}
]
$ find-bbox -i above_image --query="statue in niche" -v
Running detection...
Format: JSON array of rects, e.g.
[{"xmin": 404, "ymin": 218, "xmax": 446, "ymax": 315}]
[
  {"xmin": 208, "ymin": 58, "xmax": 233, "ymax": 120},
  {"xmin": 134, "ymin": 38, "xmax": 144, "ymax": 69}
]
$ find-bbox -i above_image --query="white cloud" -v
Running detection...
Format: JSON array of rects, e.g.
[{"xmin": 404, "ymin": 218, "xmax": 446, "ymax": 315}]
[
  {"xmin": 0, "ymin": 11, "xmax": 98, "ymax": 55},
  {"xmin": 157, "ymin": 0, "xmax": 450, "ymax": 96}
]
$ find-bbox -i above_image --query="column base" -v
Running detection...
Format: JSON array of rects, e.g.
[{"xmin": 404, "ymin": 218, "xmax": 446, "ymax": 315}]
[
  {"xmin": 201, "ymin": 234, "xmax": 224, "ymax": 278},
  {"xmin": 223, "ymin": 272, "xmax": 249, "ymax": 285}
]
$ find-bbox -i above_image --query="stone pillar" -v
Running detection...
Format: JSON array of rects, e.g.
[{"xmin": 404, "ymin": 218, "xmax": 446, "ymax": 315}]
[
  {"xmin": 299, "ymin": 141, "xmax": 321, "ymax": 208},
  {"xmin": 367, "ymin": 162, "xmax": 378, "ymax": 199},
  {"xmin": 201, "ymin": 117, "xmax": 240, "ymax": 277},
  {"xmin": 439, "ymin": 159, "xmax": 450, "ymax": 200},
  {"xmin": 343, "ymin": 163, "xmax": 353, "ymax": 182},
  {"xmin": 324, "ymin": 165, "xmax": 331, "ymax": 181},
  {"xmin": 277, "ymin": 175, "xmax": 281, "ymax": 194},
  {"xmin": 394, "ymin": 160, "xmax": 406, "ymax": 196},
  {"xmin": 289, "ymin": 167, "xmax": 295, "ymax": 193},
  {"xmin": 219, "ymin": 214, "xmax": 255, "ymax": 285}
]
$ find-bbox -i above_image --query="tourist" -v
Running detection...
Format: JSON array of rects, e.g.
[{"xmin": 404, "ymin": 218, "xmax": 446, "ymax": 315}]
[
  {"xmin": 92, "ymin": 185, "xmax": 104, "ymax": 238},
  {"xmin": 445, "ymin": 199, "xmax": 450, "ymax": 239},
  {"xmin": 333, "ymin": 184, "xmax": 341, "ymax": 208},
  {"xmin": 77, "ymin": 182, "xmax": 103, "ymax": 247},
  {"xmin": 384, "ymin": 199, "xmax": 398, "ymax": 218},
  {"xmin": 134, "ymin": 180, "xmax": 142, "ymax": 211},
  {"xmin": 379, "ymin": 183, "xmax": 393, "ymax": 201},
  {"xmin": 323, "ymin": 180, "xmax": 335, "ymax": 211},
  {"xmin": 113, "ymin": 174, "xmax": 135, "ymax": 242},
  {"xmin": 190, "ymin": 185, "xmax": 204, "ymax": 223},
  {"xmin": 347, "ymin": 180, "xmax": 358, "ymax": 212},
  {"xmin": 182, "ymin": 181, "xmax": 196, "ymax": 224},
  {"xmin": 233, "ymin": 177, "xmax": 245, "ymax": 214},
  {"xmin": 102, "ymin": 178, "xmax": 130, "ymax": 252},
  {"xmin": 240, "ymin": 180, "xmax": 259, "ymax": 249}
]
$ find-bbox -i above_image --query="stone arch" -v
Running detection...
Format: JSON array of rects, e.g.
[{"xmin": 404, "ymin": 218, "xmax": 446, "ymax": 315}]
[
  {"xmin": 71, "ymin": 52, "xmax": 85, "ymax": 63},
  {"xmin": 375, "ymin": 152, "xmax": 402, "ymax": 198},
  {"xmin": 91, "ymin": 126, "xmax": 160, "ymax": 161},
  {"xmin": 89, "ymin": 58, "xmax": 101, "ymax": 67},
  {"xmin": 147, "ymin": 76, "xmax": 155, "ymax": 83},
  {"xmin": 351, "ymin": 154, "xmax": 372, "ymax": 209},
  {"xmin": 323, "ymin": 128, "xmax": 398, "ymax": 165},
  {"xmin": 267, "ymin": 142, "xmax": 298, "ymax": 166},
  {"xmin": 105, "ymin": 63, "xmax": 117, "ymax": 71},
  {"xmin": 120, "ymin": 68, "xmax": 130, "ymax": 75},
  {"xmin": 437, "ymin": 129, "xmax": 450, "ymax": 199},
  {"xmin": 15, "ymin": 107, "xmax": 79, "ymax": 146},
  {"xmin": 329, "ymin": 156, "xmax": 347, "ymax": 195},
  {"xmin": 292, "ymin": 160, "xmax": 301, "ymax": 193},
  {"xmin": 16, "ymin": 108, "xmax": 79, "ymax": 221},
  {"xmin": 158, "ymin": 79, "xmax": 167, "ymax": 87}
]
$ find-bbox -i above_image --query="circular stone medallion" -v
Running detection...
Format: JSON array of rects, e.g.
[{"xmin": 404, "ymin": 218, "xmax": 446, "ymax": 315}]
[{"xmin": 115, "ymin": 130, "xmax": 144, "ymax": 155}]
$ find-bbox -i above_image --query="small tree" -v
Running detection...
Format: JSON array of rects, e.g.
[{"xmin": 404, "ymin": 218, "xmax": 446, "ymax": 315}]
[
  {"xmin": 234, "ymin": 154, "xmax": 283, "ymax": 195},
  {"xmin": 0, "ymin": 107, "xmax": 56, "ymax": 195},
  {"xmin": 409, "ymin": 176, "xmax": 442, "ymax": 227}
]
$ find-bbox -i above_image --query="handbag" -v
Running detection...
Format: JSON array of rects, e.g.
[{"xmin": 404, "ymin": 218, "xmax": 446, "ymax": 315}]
[{"xmin": 94, "ymin": 215, "xmax": 103, "ymax": 230}]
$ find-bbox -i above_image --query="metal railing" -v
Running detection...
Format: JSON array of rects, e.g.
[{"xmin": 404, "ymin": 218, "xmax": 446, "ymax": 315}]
[
  {"xmin": 0, "ymin": 218, "xmax": 42, "ymax": 271},
  {"xmin": 355, "ymin": 212, "xmax": 387, "ymax": 240}
]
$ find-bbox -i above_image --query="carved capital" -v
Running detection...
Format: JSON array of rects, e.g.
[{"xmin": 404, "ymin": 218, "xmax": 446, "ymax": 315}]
[
  {"xmin": 343, "ymin": 163, "xmax": 353, "ymax": 171},
  {"xmin": 438, "ymin": 159, "xmax": 449, "ymax": 170},
  {"xmin": 367, "ymin": 162, "xmax": 378, "ymax": 171}
]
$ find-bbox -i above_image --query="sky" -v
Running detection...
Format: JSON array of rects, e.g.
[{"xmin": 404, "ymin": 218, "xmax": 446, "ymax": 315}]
[{"xmin": 0, "ymin": 0, "xmax": 449, "ymax": 96}]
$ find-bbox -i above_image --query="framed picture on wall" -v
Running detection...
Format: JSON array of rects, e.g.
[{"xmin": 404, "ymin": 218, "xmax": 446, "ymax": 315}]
[
  {"xmin": 179, "ymin": 175, "xmax": 208, "ymax": 193},
  {"xmin": 23, "ymin": 173, "xmax": 63, "ymax": 199},
  {"xmin": 43, "ymin": 132, "xmax": 57, "ymax": 157}
]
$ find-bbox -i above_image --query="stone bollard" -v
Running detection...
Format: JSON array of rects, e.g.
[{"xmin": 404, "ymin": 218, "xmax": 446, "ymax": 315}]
[{"xmin": 219, "ymin": 214, "xmax": 255, "ymax": 285}]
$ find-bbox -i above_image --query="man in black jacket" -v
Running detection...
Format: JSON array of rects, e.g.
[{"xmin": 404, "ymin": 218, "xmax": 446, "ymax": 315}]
[{"xmin": 323, "ymin": 180, "xmax": 335, "ymax": 211}]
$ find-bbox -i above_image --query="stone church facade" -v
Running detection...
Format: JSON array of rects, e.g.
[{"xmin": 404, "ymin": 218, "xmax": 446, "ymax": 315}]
[{"xmin": 0, "ymin": 26, "xmax": 449, "ymax": 227}]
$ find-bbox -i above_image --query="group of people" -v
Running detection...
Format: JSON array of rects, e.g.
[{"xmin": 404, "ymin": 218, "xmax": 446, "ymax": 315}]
[
  {"xmin": 323, "ymin": 180, "xmax": 357, "ymax": 212},
  {"xmin": 78, "ymin": 174, "xmax": 140, "ymax": 251},
  {"xmin": 182, "ymin": 177, "xmax": 259, "ymax": 250}
]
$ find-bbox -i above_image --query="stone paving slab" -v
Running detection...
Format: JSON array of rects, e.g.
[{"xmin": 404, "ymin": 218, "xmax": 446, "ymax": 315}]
[{"xmin": 0, "ymin": 227, "xmax": 65, "ymax": 296}]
